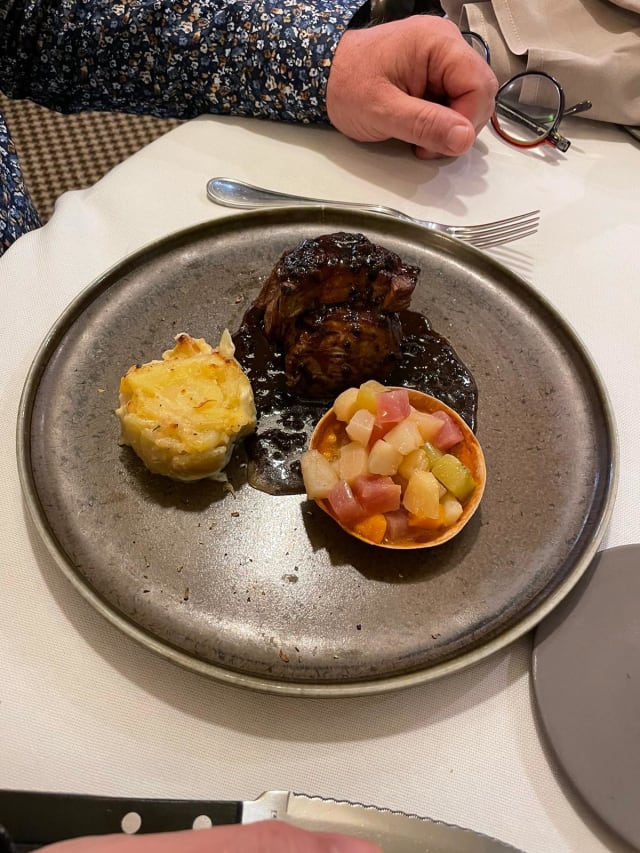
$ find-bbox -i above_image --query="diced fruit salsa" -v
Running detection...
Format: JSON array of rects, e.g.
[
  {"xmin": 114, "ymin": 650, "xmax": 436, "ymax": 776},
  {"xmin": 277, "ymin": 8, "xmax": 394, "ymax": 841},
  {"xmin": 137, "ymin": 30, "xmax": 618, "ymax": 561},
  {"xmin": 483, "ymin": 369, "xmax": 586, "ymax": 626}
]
[{"xmin": 300, "ymin": 381, "xmax": 485, "ymax": 548}]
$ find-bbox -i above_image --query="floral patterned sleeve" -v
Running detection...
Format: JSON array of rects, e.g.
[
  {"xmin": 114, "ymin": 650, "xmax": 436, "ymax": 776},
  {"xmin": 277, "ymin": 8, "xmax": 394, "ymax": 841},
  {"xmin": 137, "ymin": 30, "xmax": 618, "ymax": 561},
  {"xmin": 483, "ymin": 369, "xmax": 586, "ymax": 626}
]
[
  {"xmin": 0, "ymin": 0, "xmax": 364, "ymax": 255},
  {"xmin": 0, "ymin": 120, "xmax": 41, "ymax": 256}
]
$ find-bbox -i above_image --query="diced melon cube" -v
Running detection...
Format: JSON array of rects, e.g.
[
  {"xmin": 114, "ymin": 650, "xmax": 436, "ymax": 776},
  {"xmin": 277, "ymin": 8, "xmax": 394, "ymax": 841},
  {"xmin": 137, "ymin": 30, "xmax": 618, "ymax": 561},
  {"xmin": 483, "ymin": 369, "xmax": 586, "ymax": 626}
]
[
  {"xmin": 430, "ymin": 454, "xmax": 476, "ymax": 501},
  {"xmin": 334, "ymin": 387, "xmax": 359, "ymax": 422},
  {"xmin": 375, "ymin": 388, "xmax": 411, "ymax": 426},
  {"xmin": 398, "ymin": 447, "xmax": 430, "ymax": 481},
  {"xmin": 346, "ymin": 407, "xmax": 375, "ymax": 446},
  {"xmin": 408, "ymin": 408, "xmax": 444, "ymax": 442},
  {"xmin": 440, "ymin": 494, "xmax": 464, "ymax": 526},
  {"xmin": 352, "ymin": 475, "xmax": 401, "ymax": 514},
  {"xmin": 360, "ymin": 379, "xmax": 386, "ymax": 393},
  {"xmin": 403, "ymin": 470, "xmax": 441, "ymax": 519},
  {"xmin": 300, "ymin": 449, "xmax": 339, "ymax": 499},
  {"xmin": 407, "ymin": 507, "xmax": 445, "ymax": 529},
  {"xmin": 384, "ymin": 508, "xmax": 411, "ymax": 542},
  {"xmin": 353, "ymin": 513, "xmax": 387, "ymax": 544},
  {"xmin": 383, "ymin": 419, "xmax": 423, "ymax": 456},
  {"xmin": 338, "ymin": 441, "xmax": 369, "ymax": 483},
  {"xmin": 356, "ymin": 380, "xmax": 386, "ymax": 414},
  {"xmin": 368, "ymin": 439, "xmax": 403, "ymax": 476},
  {"xmin": 431, "ymin": 411, "xmax": 464, "ymax": 450},
  {"xmin": 327, "ymin": 480, "xmax": 367, "ymax": 526}
]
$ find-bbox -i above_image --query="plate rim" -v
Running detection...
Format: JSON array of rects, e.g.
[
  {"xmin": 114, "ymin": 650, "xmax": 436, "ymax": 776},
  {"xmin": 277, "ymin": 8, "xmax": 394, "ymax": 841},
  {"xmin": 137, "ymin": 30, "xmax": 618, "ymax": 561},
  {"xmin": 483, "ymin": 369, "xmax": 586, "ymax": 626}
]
[
  {"xmin": 16, "ymin": 207, "xmax": 619, "ymax": 697},
  {"xmin": 531, "ymin": 545, "xmax": 639, "ymax": 848}
]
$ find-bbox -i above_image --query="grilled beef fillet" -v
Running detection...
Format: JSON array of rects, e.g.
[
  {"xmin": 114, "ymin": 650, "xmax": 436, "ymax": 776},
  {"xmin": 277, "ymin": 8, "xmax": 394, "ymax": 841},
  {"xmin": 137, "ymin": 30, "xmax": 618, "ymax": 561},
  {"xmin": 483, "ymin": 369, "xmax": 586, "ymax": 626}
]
[
  {"xmin": 282, "ymin": 307, "xmax": 403, "ymax": 399},
  {"xmin": 254, "ymin": 232, "xmax": 419, "ymax": 397}
]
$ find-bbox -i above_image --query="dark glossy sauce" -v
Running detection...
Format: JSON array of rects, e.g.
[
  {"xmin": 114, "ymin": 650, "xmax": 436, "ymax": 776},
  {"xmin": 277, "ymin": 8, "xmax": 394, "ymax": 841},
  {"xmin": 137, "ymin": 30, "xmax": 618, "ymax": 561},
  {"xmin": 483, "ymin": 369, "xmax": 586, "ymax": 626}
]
[{"xmin": 232, "ymin": 307, "xmax": 478, "ymax": 496}]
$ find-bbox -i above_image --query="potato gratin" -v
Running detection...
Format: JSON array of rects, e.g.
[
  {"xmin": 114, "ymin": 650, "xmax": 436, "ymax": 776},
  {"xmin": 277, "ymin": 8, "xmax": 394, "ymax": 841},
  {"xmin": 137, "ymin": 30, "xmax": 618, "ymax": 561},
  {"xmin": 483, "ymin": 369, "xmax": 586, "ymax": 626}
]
[{"xmin": 116, "ymin": 331, "xmax": 256, "ymax": 481}]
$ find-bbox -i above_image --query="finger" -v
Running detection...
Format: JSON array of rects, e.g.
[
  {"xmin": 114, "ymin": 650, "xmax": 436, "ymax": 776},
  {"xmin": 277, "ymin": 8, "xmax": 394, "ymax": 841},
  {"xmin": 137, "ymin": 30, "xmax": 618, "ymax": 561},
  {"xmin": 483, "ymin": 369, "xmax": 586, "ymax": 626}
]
[
  {"xmin": 379, "ymin": 90, "xmax": 477, "ymax": 157},
  {"xmin": 42, "ymin": 820, "xmax": 383, "ymax": 853},
  {"xmin": 397, "ymin": 24, "xmax": 497, "ymax": 133},
  {"xmin": 446, "ymin": 86, "xmax": 497, "ymax": 135},
  {"xmin": 429, "ymin": 43, "xmax": 499, "ymax": 132}
]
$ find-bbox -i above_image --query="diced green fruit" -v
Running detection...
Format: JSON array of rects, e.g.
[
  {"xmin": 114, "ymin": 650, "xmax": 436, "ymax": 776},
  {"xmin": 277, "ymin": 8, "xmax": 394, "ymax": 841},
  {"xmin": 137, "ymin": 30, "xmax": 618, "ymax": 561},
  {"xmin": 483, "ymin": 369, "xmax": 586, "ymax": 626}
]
[
  {"xmin": 431, "ymin": 454, "xmax": 476, "ymax": 501},
  {"xmin": 423, "ymin": 442, "xmax": 444, "ymax": 464}
]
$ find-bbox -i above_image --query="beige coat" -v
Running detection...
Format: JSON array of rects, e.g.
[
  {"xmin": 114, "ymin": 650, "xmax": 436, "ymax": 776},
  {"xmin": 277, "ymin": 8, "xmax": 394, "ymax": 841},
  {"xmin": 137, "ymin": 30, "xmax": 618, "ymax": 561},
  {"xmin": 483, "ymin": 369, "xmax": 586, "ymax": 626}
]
[{"xmin": 441, "ymin": 0, "xmax": 640, "ymax": 126}]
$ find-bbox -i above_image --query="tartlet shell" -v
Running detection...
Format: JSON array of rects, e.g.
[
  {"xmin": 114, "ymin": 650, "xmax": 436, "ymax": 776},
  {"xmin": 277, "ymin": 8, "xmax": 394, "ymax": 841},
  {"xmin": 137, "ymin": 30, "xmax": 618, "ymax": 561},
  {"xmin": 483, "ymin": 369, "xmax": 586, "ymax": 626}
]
[{"xmin": 309, "ymin": 389, "xmax": 486, "ymax": 549}]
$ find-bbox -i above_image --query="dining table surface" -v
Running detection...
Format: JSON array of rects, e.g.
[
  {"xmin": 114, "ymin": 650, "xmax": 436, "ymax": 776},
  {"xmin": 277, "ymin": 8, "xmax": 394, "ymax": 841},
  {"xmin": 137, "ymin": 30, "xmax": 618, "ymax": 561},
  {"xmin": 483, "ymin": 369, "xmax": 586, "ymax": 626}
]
[{"xmin": 1, "ymin": 111, "xmax": 639, "ymax": 853}]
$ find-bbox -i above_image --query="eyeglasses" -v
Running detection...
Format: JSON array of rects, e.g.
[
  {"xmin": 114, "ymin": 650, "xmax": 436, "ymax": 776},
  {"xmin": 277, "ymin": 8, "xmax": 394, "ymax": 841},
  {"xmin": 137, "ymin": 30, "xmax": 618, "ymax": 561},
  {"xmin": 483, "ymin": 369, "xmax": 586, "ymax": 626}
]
[{"xmin": 462, "ymin": 31, "xmax": 593, "ymax": 153}]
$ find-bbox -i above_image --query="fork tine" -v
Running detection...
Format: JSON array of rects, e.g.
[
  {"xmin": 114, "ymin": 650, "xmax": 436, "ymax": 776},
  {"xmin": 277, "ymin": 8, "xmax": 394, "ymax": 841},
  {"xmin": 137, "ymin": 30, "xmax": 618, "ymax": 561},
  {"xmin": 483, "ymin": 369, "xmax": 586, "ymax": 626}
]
[
  {"xmin": 452, "ymin": 210, "xmax": 540, "ymax": 238},
  {"xmin": 467, "ymin": 209, "xmax": 540, "ymax": 231},
  {"xmin": 459, "ymin": 220, "xmax": 541, "ymax": 241},
  {"xmin": 447, "ymin": 210, "xmax": 540, "ymax": 248},
  {"xmin": 466, "ymin": 219, "xmax": 540, "ymax": 242},
  {"xmin": 466, "ymin": 225, "xmax": 540, "ymax": 249}
]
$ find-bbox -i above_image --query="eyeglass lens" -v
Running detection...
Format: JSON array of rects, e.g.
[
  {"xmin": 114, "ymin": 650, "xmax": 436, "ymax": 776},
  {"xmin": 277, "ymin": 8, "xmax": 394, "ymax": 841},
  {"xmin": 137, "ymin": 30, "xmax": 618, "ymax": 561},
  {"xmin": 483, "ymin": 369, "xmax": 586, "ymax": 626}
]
[
  {"xmin": 461, "ymin": 32, "xmax": 572, "ymax": 150},
  {"xmin": 494, "ymin": 74, "xmax": 562, "ymax": 146},
  {"xmin": 462, "ymin": 31, "xmax": 490, "ymax": 62}
]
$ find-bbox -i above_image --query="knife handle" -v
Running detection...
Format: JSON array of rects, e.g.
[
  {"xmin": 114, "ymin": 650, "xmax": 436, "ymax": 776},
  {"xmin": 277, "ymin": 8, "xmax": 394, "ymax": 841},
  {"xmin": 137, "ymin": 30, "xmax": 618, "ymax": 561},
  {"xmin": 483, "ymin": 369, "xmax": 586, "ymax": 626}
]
[{"xmin": 0, "ymin": 790, "xmax": 242, "ymax": 849}]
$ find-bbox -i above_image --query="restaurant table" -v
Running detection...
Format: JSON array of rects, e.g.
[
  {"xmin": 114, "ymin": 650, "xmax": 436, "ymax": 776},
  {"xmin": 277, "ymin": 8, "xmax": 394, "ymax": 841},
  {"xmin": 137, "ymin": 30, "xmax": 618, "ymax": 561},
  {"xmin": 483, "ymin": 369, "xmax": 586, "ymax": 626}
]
[{"xmin": 1, "ymin": 114, "xmax": 638, "ymax": 853}]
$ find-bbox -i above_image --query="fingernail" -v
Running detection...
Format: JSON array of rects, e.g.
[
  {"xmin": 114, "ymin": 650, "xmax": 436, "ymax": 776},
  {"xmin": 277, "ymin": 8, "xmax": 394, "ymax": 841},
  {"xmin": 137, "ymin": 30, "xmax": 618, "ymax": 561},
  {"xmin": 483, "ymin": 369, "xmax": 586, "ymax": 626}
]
[{"xmin": 446, "ymin": 125, "xmax": 472, "ymax": 154}]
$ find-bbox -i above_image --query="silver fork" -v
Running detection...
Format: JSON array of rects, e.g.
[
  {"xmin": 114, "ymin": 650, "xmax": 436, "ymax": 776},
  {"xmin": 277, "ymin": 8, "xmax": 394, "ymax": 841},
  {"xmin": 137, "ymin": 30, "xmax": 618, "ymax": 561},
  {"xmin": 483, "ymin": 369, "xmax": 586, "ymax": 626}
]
[{"xmin": 206, "ymin": 178, "xmax": 540, "ymax": 249}]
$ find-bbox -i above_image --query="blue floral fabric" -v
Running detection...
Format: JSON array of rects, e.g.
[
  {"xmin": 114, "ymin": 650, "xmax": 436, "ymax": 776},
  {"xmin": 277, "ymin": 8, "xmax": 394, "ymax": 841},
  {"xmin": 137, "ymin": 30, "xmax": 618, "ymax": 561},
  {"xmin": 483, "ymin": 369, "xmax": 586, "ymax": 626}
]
[{"xmin": 0, "ymin": 0, "xmax": 362, "ymax": 256}]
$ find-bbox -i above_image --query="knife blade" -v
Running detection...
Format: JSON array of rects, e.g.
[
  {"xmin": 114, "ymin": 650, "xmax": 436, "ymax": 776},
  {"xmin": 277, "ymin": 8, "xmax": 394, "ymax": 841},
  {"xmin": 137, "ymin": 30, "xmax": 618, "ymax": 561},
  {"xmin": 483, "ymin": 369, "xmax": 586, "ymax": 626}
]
[{"xmin": 0, "ymin": 789, "xmax": 523, "ymax": 853}]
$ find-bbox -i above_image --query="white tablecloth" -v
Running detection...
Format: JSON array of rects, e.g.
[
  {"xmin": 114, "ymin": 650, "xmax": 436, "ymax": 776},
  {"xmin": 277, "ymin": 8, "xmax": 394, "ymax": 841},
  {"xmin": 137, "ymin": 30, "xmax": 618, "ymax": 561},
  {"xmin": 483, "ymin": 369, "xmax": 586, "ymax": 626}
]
[{"xmin": 1, "ymin": 114, "xmax": 639, "ymax": 853}]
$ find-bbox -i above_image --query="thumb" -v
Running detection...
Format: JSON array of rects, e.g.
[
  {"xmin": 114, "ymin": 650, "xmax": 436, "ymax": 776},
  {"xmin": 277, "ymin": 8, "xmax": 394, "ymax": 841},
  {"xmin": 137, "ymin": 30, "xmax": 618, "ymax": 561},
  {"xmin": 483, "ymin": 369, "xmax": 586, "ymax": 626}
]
[{"xmin": 383, "ymin": 91, "xmax": 476, "ymax": 158}]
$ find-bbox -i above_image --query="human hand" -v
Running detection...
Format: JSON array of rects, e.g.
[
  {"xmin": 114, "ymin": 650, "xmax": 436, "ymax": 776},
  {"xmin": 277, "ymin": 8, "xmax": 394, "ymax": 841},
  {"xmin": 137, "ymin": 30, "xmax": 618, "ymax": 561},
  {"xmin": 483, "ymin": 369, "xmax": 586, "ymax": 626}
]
[
  {"xmin": 40, "ymin": 819, "xmax": 383, "ymax": 852},
  {"xmin": 326, "ymin": 15, "xmax": 498, "ymax": 159}
]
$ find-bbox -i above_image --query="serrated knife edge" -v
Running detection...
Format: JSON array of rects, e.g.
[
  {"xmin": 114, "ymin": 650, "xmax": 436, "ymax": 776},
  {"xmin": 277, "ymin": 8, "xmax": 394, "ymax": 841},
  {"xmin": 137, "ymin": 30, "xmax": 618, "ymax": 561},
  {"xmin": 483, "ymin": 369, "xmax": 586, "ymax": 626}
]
[
  {"xmin": 283, "ymin": 792, "xmax": 525, "ymax": 852},
  {"xmin": 0, "ymin": 789, "xmax": 525, "ymax": 853}
]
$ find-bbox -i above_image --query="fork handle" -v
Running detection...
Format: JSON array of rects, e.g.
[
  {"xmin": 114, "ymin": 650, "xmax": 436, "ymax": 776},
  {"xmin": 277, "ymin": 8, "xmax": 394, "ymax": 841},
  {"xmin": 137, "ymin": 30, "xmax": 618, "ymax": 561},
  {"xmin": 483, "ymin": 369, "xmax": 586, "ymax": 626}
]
[{"xmin": 206, "ymin": 177, "xmax": 389, "ymax": 217}]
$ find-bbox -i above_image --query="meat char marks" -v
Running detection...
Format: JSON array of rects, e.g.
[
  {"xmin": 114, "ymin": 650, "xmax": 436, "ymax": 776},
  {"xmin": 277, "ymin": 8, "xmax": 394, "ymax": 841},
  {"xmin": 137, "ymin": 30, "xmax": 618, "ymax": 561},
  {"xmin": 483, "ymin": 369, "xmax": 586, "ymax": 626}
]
[{"xmin": 254, "ymin": 232, "xmax": 420, "ymax": 398}]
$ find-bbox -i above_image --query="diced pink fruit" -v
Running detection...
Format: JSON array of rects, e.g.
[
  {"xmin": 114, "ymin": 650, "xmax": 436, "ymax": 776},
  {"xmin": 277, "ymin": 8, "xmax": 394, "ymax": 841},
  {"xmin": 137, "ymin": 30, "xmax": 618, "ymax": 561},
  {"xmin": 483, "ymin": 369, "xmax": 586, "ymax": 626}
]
[
  {"xmin": 352, "ymin": 475, "xmax": 402, "ymax": 515},
  {"xmin": 384, "ymin": 509, "xmax": 411, "ymax": 541},
  {"xmin": 368, "ymin": 421, "xmax": 389, "ymax": 445},
  {"xmin": 375, "ymin": 389, "xmax": 411, "ymax": 428},
  {"xmin": 326, "ymin": 480, "xmax": 367, "ymax": 526},
  {"xmin": 431, "ymin": 410, "xmax": 464, "ymax": 450}
]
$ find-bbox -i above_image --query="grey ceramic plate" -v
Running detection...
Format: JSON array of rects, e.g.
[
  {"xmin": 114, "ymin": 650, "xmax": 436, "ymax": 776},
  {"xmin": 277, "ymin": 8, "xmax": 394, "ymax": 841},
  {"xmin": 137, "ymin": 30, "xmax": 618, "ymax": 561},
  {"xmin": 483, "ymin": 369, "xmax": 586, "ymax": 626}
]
[
  {"xmin": 17, "ymin": 208, "xmax": 617, "ymax": 697},
  {"xmin": 533, "ymin": 545, "xmax": 640, "ymax": 850}
]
